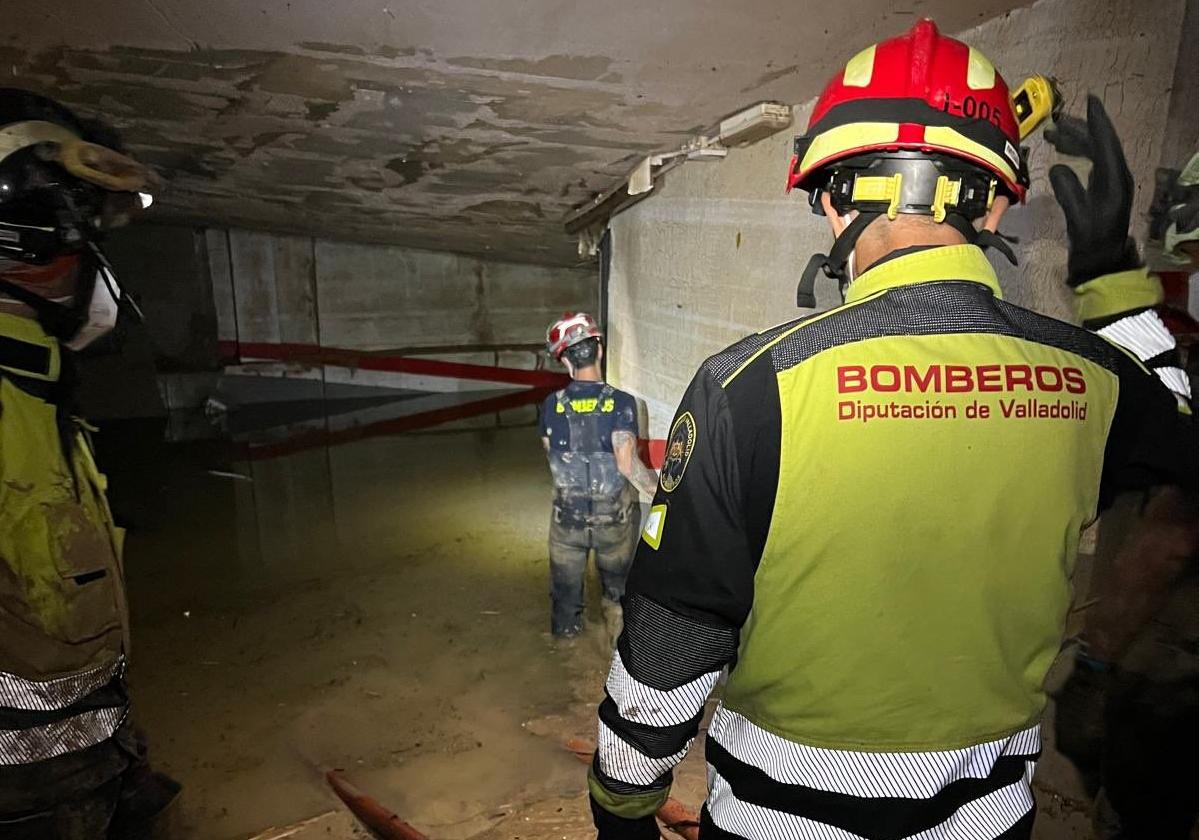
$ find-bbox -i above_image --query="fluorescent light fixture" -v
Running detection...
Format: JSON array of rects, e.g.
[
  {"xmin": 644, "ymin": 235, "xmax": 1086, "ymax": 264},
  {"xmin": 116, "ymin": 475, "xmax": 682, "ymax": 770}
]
[{"xmin": 717, "ymin": 102, "xmax": 793, "ymax": 146}]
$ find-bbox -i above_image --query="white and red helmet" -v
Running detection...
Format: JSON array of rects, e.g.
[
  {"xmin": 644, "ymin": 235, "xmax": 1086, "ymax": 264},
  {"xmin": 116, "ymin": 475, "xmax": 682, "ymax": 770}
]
[{"xmin": 546, "ymin": 311, "xmax": 602, "ymax": 360}]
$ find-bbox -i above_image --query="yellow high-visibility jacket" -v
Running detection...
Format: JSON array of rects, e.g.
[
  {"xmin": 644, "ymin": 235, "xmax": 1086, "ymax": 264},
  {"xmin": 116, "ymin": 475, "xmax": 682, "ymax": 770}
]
[
  {"xmin": 0, "ymin": 311, "xmax": 129, "ymax": 766},
  {"xmin": 592, "ymin": 245, "xmax": 1194, "ymax": 839}
]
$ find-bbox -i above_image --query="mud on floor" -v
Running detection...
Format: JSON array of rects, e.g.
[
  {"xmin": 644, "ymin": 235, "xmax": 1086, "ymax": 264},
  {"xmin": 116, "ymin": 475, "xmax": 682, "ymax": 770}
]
[{"xmin": 106, "ymin": 422, "xmax": 1102, "ymax": 840}]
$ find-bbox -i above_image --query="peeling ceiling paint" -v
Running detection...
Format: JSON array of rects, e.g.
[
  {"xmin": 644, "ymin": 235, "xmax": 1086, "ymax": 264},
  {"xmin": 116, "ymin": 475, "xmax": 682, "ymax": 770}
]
[{"xmin": 4, "ymin": 0, "xmax": 1032, "ymax": 265}]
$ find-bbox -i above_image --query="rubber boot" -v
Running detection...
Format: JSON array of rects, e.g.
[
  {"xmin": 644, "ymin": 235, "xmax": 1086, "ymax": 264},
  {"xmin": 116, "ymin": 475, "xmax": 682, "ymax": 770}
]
[{"xmin": 107, "ymin": 770, "xmax": 181, "ymax": 840}]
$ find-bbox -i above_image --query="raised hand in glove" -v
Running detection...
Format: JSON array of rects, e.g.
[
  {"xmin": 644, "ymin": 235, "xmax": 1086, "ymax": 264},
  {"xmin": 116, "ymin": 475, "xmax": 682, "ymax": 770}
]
[
  {"xmin": 1046, "ymin": 94, "xmax": 1142, "ymax": 285},
  {"xmin": 1052, "ymin": 652, "xmax": 1112, "ymax": 797}
]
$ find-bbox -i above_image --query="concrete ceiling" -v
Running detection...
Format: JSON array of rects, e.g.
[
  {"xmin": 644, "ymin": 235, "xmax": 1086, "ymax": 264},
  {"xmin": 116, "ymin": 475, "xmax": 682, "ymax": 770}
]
[{"xmin": 5, "ymin": 0, "xmax": 1032, "ymax": 265}]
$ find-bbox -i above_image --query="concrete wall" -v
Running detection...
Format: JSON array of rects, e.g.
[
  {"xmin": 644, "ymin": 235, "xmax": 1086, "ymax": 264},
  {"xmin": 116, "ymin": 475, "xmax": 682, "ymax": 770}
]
[
  {"xmin": 105, "ymin": 224, "xmax": 221, "ymax": 371},
  {"xmin": 205, "ymin": 226, "xmax": 594, "ymax": 395},
  {"xmin": 76, "ymin": 221, "xmax": 594, "ymax": 417},
  {"xmin": 74, "ymin": 224, "xmax": 218, "ymax": 419},
  {"xmin": 1159, "ymin": 0, "xmax": 1199, "ymax": 172},
  {"xmin": 207, "ymin": 228, "xmax": 594, "ymax": 355},
  {"xmin": 607, "ymin": 0, "xmax": 1190, "ymax": 438}
]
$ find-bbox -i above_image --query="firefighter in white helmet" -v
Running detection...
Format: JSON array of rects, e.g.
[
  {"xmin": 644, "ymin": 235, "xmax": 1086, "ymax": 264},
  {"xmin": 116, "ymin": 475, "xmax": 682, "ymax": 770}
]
[{"xmin": 542, "ymin": 313, "xmax": 657, "ymax": 643}]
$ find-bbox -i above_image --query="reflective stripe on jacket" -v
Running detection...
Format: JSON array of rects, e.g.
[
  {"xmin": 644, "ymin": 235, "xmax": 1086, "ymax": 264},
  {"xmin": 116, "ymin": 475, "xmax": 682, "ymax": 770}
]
[
  {"xmin": 591, "ymin": 245, "xmax": 1195, "ymax": 838},
  {"xmin": 0, "ymin": 312, "xmax": 129, "ymax": 764}
]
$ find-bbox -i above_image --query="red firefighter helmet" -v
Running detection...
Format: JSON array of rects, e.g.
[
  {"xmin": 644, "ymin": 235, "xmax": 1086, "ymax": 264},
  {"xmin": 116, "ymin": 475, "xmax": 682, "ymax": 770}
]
[
  {"xmin": 787, "ymin": 18, "xmax": 1028, "ymax": 204},
  {"xmin": 546, "ymin": 312, "xmax": 602, "ymax": 359}
]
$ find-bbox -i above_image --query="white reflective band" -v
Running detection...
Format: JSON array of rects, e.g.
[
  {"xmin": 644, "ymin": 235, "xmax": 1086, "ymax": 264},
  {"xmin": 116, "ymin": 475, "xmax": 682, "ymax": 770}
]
[
  {"xmin": 708, "ymin": 706, "xmax": 1040, "ymax": 800},
  {"xmin": 0, "ymin": 706, "xmax": 125, "ymax": 765},
  {"xmin": 597, "ymin": 719, "xmax": 691, "ymax": 787},
  {"xmin": 606, "ymin": 650, "xmax": 719, "ymax": 729},
  {"xmin": 0, "ymin": 656, "xmax": 124, "ymax": 712},
  {"xmin": 1097, "ymin": 310, "xmax": 1176, "ymax": 363},
  {"xmin": 707, "ymin": 760, "xmax": 1035, "ymax": 840},
  {"xmin": 1155, "ymin": 366, "xmax": 1193, "ymax": 401},
  {"xmin": 708, "ymin": 768, "xmax": 862, "ymax": 840}
]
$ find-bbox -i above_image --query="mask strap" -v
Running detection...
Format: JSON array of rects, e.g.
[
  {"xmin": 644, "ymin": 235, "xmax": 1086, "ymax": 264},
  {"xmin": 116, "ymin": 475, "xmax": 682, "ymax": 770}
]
[
  {"xmin": 943, "ymin": 214, "xmax": 1019, "ymax": 265},
  {"xmin": 796, "ymin": 211, "xmax": 880, "ymax": 307},
  {"xmin": 87, "ymin": 242, "xmax": 142, "ymax": 322}
]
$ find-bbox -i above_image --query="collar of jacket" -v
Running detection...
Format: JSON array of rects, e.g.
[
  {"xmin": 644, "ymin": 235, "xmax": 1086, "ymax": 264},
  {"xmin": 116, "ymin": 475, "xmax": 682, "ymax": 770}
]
[
  {"xmin": 0, "ymin": 311, "xmax": 61, "ymax": 384},
  {"xmin": 845, "ymin": 244, "xmax": 1004, "ymax": 304}
]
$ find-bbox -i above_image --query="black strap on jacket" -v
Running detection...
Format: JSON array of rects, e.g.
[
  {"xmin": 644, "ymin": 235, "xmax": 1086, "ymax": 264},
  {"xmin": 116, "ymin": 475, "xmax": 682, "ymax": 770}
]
[
  {"xmin": 0, "ymin": 332, "xmax": 56, "ymax": 402},
  {"xmin": 0, "ymin": 326, "xmax": 80, "ymax": 479}
]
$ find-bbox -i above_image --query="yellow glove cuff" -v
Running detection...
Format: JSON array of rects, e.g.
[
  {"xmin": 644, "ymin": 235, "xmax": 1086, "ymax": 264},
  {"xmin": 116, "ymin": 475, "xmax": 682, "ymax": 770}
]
[{"xmin": 1073, "ymin": 267, "xmax": 1163, "ymax": 323}]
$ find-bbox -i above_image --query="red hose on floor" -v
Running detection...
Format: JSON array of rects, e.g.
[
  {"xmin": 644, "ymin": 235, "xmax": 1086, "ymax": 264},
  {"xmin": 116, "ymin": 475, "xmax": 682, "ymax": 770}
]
[
  {"xmin": 325, "ymin": 746, "xmax": 702, "ymax": 840},
  {"xmin": 656, "ymin": 799, "xmax": 702, "ymax": 840},
  {"xmin": 324, "ymin": 768, "xmax": 432, "ymax": 840}
]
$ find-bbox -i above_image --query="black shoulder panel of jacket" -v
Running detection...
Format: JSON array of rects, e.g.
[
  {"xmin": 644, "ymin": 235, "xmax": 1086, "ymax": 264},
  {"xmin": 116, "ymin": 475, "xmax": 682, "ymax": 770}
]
[
  {"xmin": 704, "ymin": 317, "xmax": 812, "ymax": 385},
  {"xmin": 624, "ymin": 336, "xmax": 782, "ymax": 633},
  {"xmin": 1100, "ymin": 347, "xmax": 1197, "ymax": 504},
  {"xmin": 767, "ymin": 281, "xmax": 1125, "ymax": 376},
  {"xmin": 718, "ymin": 349, "xmax": 781, "ymax": 564}
]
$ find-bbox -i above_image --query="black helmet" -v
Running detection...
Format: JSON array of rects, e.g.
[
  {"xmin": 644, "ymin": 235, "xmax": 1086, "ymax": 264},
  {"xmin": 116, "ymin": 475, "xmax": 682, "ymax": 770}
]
[{"xmin": 0, "ymin": 88, "xmax": 157, "ymax": 264}]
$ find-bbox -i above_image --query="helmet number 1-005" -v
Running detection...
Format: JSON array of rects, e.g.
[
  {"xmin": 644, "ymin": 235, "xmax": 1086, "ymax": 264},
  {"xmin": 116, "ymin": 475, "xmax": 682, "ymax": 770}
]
[{"xmin": 942, "ymin": 95, "xmax": 1002, "ymax": 129}]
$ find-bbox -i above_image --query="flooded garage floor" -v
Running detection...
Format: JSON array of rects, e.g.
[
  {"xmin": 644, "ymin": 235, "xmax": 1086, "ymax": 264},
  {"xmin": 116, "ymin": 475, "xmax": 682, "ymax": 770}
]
[
  {"xmin": 96, "ymin": 401, "xmax": 619, "ymax": 839},
  {"xmin": 94, "ymin": 400, "xmax": 1095, "ymax": 840}
]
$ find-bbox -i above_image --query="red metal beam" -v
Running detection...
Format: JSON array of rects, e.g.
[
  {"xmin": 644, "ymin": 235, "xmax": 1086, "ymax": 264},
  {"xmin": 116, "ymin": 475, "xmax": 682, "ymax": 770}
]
[
  {"xmin": 239, "ymin": 387, "xmax": 555, "ymax": 461},
  {"xmin": 217, "ymin": 340, "xmax": 568, "ymax": 389},
  {"xmin": 639, "ymin": 438, "xmax": 666, "ymax": 469}
]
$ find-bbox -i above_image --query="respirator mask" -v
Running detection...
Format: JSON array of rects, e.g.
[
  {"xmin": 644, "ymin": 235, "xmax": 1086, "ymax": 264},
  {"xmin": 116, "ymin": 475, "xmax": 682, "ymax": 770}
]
[
  {"xmin": 0, "ymin": 246, "xmax": 134, "ymax": 350},
  {"xmin": 0, "ymin": 110, "xmax": 155, "ymax": 350}
]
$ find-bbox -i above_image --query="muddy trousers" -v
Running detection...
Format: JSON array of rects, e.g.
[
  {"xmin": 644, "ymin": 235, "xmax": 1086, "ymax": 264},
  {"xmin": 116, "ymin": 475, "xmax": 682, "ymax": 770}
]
[
  {"xmin": 0, "ymin": 719, "xmax": 177, "ymax": 840},
  {"xmin": 0, "ymin": 718, "xmax": 132, "ymax": 840},
  {"xmin": 1102, "ymin": 675, "xmax": 1199, "ymax": 839},
  {"xmin": 548, "ymin": 506, "xmax": 640, "ymax": 638}
]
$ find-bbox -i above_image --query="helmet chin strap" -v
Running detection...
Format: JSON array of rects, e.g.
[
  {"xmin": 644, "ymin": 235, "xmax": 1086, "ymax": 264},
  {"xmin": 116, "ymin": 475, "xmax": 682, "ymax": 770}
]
[
  {"xmin": 796, "ymin": 211, "xmax": 1019, "ymax": 309},
  {"xmin": 942, "ymin": 213, "xmax": 1020, "ymax": 267},
  {"xmin": 796, "ymin": 212, "xmax": 880, "ymax": 308},
  {"xmin": 0, "ymin": 276, "xmax": 87, "ymax": 338}
]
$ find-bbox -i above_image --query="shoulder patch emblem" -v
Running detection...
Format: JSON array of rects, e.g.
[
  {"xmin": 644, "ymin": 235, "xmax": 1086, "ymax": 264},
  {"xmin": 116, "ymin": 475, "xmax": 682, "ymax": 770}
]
[{"xmin": 659, "ymin": 411, "xmax": 697, "ymax": 493}]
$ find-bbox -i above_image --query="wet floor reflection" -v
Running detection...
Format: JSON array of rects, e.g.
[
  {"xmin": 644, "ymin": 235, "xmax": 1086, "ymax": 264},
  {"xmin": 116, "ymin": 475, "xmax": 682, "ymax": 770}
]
[
  {"xmin": 104, "ymin": 389, "xmax": 550, "ymax": 598},
  {"xmin": 94, "ymin": 389, "xmax": 591, "ymax": 839}
]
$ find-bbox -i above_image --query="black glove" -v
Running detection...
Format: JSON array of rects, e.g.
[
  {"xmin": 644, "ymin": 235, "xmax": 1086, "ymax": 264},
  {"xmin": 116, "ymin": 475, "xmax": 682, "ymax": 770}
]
[
  {"xmin": 1046, "ymin": 95, "xmax": 1142, "ymax": 286},
  {"xmin": 590, "ymin": 797, "xmax": 660, "ymax": 840},
  {"xmin": 1052, "ymin": 655, "xmax": 1111, "ymax": 797}
]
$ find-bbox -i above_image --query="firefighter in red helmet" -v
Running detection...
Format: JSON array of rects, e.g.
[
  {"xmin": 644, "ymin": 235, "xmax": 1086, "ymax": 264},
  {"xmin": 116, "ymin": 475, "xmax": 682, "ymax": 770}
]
[
  {"xmin": 542, "ymin": 313, "xmax": 657, "ymax": 644},
  {"xmin": 588, "ymin": 20, "xmax": 1195, "ymax": 840},
  {"xmin": 786, "ymin": 16, "xmax": 1028, "ymax": 306}
]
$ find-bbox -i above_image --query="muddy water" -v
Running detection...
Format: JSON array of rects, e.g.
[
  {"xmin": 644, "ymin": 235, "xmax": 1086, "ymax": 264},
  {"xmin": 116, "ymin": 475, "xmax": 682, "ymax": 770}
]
[{"xmin": 99, "ymin": 408, "xmax": 613, "ymax": 840}]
